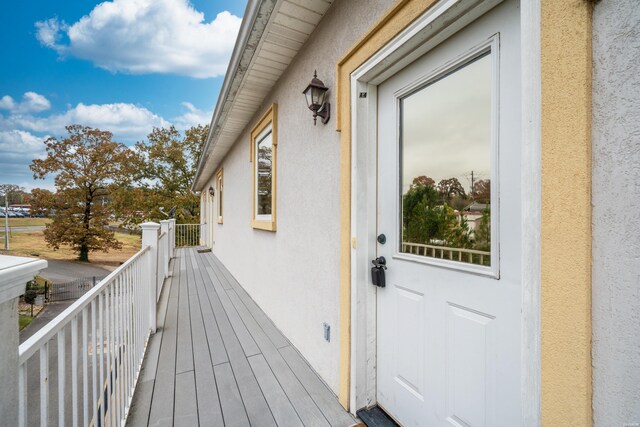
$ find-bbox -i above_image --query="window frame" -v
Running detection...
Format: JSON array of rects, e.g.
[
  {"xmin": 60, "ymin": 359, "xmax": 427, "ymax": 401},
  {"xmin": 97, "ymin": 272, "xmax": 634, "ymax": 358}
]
[
  {"xmin": 215, "ymin": 168, "xmax": 223, "ymax": 224},
  {"xmin": 250, "ymin": 104, "xmax": 277, "ymax": 231}
]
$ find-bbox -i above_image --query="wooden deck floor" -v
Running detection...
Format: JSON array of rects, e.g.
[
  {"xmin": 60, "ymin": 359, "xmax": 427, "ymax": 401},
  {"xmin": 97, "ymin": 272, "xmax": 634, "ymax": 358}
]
[{"xmin": 127, "ymin": 248, "xmax": 356, "ymax": 427}]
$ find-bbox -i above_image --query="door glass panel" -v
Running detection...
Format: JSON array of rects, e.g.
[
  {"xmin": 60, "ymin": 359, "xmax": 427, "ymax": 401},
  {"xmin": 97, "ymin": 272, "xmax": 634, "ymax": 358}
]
[
  {"xmin": 256, "ymin": 131, "xmax": 273, "ymax": 216},
  {"xmin": 400, "ymin": 53, "xmax": 492, "ymax": 266}
]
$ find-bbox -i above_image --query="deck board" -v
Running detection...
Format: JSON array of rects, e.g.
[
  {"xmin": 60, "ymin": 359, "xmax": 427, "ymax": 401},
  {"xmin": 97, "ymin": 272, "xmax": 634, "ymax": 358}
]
[{"xmin": 128, "ymin": 248, "xmax": 355, "ymax": 427}]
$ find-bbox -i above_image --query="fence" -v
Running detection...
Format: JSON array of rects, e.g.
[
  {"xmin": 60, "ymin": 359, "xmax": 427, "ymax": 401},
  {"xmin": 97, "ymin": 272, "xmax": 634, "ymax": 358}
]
[
  {"xmin": 175, "ymin": 223, "xmax": 205, "ymax": 247},
  {"xmin": 402, "ymin": 241, "xmax": 491, "ymax": 266},
  {"xmin": 47, "ymin": 276, "xmax": 105, "ymax": 302},
  {"xmin": 14, "ymin": 219, "xmax": 175, "ymax": 427}
]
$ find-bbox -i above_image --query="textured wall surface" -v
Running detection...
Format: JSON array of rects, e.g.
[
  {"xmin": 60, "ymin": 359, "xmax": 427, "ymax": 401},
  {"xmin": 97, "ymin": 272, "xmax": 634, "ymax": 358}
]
[
  {"xmin": 540, "ymin": 0, "xmax": 593, "ymax": 425},
  {"xmin": 203, "ymin": 0, "xmax": 393, "ymax": 394},
  {"xmin": 592, "ymin": 1, "xmax": 640, "ymax": 425}
]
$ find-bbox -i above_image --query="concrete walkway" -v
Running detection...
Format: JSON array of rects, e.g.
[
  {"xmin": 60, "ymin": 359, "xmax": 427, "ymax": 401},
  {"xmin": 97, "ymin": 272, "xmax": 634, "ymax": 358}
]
[{"xmin": 41, "ymin": 259, "xmax": 112, "ymax": 283}]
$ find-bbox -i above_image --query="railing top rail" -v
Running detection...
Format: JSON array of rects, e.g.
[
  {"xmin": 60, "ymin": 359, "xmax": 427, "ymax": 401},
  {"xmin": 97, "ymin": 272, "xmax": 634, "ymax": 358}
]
[
  {"xmin": 402, "ymin": 241, "xmax": 490, "ymax": 255},
  {"xmin": 18, "ymin": 245, "xmax": 150, "ymax": 364}
]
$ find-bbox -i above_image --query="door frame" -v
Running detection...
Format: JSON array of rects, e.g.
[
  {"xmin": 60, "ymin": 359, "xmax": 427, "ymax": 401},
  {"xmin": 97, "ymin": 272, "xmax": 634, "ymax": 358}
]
[{"xmin": 347, "ymin": 0, "xmax": 541, "ymax": 423}]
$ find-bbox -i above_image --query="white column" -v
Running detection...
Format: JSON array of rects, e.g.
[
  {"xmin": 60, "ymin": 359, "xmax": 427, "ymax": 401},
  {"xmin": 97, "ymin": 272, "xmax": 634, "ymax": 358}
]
[
  {"xmin": 160, "ymin": 220, "xmax": 170, "ymax": 279},
  {"xmin": 0, "ymin": 255, "xmax": 47, "ymax": 424},
  {"xmin": 140, "ymin": 222, "xmax": 159, "ymax": 333},
  {"xmin": 169, "ymin": 219, "xmax": 176, "ymax": 258}
]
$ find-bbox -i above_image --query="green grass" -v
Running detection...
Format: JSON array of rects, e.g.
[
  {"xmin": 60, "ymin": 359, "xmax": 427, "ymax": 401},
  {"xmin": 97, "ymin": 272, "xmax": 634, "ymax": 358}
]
[
  {"xmin": 19, "ymin": 315, "xmax": 34, "ymax": 331},
  {"xmin": 4, "ymin": 218, "xmax": 51, "ymax": 227}
]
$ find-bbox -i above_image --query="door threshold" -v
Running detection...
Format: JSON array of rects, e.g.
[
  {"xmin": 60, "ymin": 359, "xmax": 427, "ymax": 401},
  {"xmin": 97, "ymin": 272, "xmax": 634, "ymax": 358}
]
[{"xmin": 356, "ymin": 406, "xmax": 400, "ymax": 427}]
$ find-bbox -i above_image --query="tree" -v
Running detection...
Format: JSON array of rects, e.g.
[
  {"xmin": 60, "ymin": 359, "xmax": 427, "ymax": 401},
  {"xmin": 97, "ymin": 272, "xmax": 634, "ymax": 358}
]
[
  {"xmin": 123, "ymin": 125, "xmax": 207, "ymax": 225},
  {"xmin": 410, "ymin": 175, "xmax": 435, "ymax": 189},
  {"xmin": 30, "ymin": 125, "xmax": 139, "ymax": 262},
  {"xmin": 472, "ymin": 179, "xmax": 491, "ymax": 204},
  {"xmin": 0, "ymin": 184, "xmax": 25, "ymax": 206},
  {"xmin": 30, "ymin": 188, "xmax": 55, "ymax": 217},
  {"xmin": 437, "ymin": 177, "xmax": 467, "ymax": 203},
  {"xmin": 473, "ymin": 208, "xmax": 491, "ymax": 252}
]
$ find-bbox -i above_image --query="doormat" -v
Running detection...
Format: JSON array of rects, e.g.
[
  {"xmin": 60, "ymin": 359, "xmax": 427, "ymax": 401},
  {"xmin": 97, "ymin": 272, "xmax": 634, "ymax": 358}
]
[
  {"xmin": 356, "ymin": 407, "xmax": 399, "ymax": 427},
  {"xmin": 197, "ymin": 247, "xmax": 212, "ymax": 253}
]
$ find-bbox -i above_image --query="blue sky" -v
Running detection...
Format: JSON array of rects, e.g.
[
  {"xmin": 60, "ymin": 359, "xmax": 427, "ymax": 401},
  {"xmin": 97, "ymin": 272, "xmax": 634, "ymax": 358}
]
[{"xmin": 0, "ymin": 0, "xmax": 247, "ymax": 190}]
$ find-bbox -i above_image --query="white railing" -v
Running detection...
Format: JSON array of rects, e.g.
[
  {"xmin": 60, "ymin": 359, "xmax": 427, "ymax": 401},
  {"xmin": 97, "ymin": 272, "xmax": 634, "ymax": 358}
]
[
  {"xmin": 175, "ymin": 223, "xmax": 206, "ymax": 247},
  {"xmin": 14, "ymin": 219, "xmax": 176, "ymax": 427},
  {"xmin": 402, "ymin": 241, "xmax": 491, "ymax": 265},
  {"xmin": 158, "ymin": 231, "xmax": 167, "ymax": 300}
]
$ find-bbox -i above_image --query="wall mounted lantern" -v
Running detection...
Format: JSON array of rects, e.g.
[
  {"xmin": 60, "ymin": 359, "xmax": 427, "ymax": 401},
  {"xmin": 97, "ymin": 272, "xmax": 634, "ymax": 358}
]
[
  {"xmin": 303, "ymin": 70, "xmax": 330, "ymax": 125},
  {"xmin": 208, "ymin": 186, "xmax": 215, "ymax": 196}
]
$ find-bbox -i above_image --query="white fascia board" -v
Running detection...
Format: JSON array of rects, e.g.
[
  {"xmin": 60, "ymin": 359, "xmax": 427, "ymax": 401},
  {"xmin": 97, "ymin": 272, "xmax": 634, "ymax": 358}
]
[{"xmin": 192, "ymin": 0, "xmax": 277, "ymax": 192}]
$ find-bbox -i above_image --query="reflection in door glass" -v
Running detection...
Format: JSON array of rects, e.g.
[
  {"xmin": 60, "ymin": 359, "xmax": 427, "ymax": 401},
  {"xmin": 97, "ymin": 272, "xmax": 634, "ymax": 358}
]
[{"xmin": 400, "ymin": 53, "xmax": 492, "ymax": 266}]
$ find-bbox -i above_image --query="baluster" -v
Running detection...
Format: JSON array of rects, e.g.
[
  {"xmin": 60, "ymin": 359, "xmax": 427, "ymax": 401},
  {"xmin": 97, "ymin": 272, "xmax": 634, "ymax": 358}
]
[
  {"xmin": 58, "ymin": 330, "xmax": 65, "ymax": 426},
  {"xmin": 105, "ymin": 286, "xmax": 113, "ymax": 427},
  {"xmin": 71, "ymin": 317, "xmax": 79, "ymax": 427},
  {"xmin": 115, "ymin": 278, "xmax": 121, "ymax": 425},
  {"xmin": 19, "ymin": 363, "xmax": 27, "ymax": 427},
  {"xmin": 40, "ymin": 342, "xmax": 49, "ymax": 427},
  {"xmin": 83, "ymin": 307, "xmax": 89, "ymax": 427},
  {"xmin": 91, "ymin": 299, "xmax": 98, "ymax": 427},
  {"xmin": 99, "ymin": 292, "xmax": 105, "ymax": 426}
]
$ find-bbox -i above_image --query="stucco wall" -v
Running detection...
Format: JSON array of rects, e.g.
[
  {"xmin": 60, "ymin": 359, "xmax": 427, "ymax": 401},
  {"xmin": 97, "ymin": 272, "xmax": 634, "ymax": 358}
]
[
  {"xmin": 203, "ymin": 0, "xmax": 393, "ymax": 394},
  {"xmin": 592, "ymin": 1, "xmax": 640, "ymax": 425}
]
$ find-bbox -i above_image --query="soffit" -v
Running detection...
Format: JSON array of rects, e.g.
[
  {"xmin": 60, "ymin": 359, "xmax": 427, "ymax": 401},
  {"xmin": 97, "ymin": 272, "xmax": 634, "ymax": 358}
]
[{"xmin": 193, "ymin": 0, "xmax": 333, "ymax": 191}]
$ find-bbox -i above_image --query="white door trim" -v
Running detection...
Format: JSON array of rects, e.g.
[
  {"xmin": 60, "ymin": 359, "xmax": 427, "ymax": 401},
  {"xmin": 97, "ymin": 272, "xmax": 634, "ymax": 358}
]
[{"xmin": 348, "ymin": 0, "xmax": 541, "ymax": 423}]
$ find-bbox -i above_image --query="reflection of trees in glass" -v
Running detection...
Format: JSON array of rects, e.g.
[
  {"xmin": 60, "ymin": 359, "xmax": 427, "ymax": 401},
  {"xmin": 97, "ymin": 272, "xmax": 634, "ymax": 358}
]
[
  {"xmin": 257, "ymin": 142, "xmax": 272, "ymax": 215},
  {"xmin": 402, "ymin": 179, "xmax": 471, "ymax": 249},
  {"xmin": 472, "ymin": 179, "xmax": 490, "ymax": 204},
  {"xmin": 473, "ymin": 208, "xmax": 491, "ymax": 252},
  {"xmin": 403, "ymin": 175, "xmax": 491, "ymax": 255}
]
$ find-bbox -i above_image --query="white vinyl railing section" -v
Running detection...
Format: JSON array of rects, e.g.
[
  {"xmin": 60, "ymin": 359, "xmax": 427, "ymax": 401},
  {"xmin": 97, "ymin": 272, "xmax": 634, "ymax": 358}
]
[
  {"xmin": 175, "ymin": 223, "xmax": 206, "ymax": 247},
  {"xmin": 402, "ymin": 241, "xmax": 491, "ymax": 265},
  {"xmin": 16, "ymin": 219, "xmax": 175, "ymax": 427}
]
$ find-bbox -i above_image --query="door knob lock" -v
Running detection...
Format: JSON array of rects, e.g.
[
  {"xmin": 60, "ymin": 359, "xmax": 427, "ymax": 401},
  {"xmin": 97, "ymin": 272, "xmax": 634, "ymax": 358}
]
[{"xmin": 371, "ymin": 256, "xmax": 387, "ymax": 287}]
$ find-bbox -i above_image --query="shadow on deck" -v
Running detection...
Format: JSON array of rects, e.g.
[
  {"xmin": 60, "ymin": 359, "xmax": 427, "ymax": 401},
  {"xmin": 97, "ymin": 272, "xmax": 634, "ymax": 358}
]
[{"xmin": 127, "ymin": 248, "xmax": 356, "ymax": 427}]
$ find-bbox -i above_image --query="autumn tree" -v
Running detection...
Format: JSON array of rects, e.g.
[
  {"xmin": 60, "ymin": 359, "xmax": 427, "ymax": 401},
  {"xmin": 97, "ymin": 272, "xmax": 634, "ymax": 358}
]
[
  {"xmin": 118, "ymin": 125, "xmax": 207, "ymax": 225},
  {"xmin": 30, "ymin": 125, "xmax": 139, "ymax": 262},
  {"xmin": 30, "ymin": 188, "xmax": 55, "ymax": 217},
  {"xmin": 437, "ymin": 177, "xmax": 467, "ymax": 203},
  {"xmin": 471, "ymin": 179, "xmax": 491, "ymax": 204},
  {"xmin": 0, "ymin": 184, "xmax": 25, "ymax": 206},
  {"xmin": 410, "ymin": 175, "xmax": 435, "ymax": 189}
]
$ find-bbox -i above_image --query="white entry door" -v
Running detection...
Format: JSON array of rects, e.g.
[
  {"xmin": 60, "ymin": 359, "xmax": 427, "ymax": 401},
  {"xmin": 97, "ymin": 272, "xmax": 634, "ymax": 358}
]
[{"xmin": 376, "ymin": 2, "xmax": 522, "ymax": 426}]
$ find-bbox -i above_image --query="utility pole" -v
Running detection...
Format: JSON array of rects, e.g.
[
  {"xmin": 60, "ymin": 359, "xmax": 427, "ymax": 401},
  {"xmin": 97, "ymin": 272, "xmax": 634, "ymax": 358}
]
[{"xmin": 470, "ymin": 170, "xmax": 475, "ymax": 198}]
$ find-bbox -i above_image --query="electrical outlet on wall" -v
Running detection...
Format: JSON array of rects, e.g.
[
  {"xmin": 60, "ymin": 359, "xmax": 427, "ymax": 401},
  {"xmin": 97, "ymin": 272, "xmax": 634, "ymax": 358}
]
[{"xmin": 323, "ymin": 322, "xmax": 330, "ymax": 342}]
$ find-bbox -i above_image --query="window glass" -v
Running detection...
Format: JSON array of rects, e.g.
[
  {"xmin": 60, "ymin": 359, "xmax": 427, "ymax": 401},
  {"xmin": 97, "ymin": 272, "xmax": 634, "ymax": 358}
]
[
  {"xmin": 400, "ymin": 53, "xmax": 492, "ymax": 266},
  {"xmin": 217, "ymin": 173, "xmax": 223, "ymax": 219},
  {"xmin": 256, "ymin": 130, "xmax": 273, "ymax": 216}
]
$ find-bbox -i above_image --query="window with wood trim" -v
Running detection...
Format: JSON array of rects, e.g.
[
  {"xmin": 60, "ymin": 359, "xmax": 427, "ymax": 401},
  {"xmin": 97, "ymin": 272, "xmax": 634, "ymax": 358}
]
[
  {"xmin": 250, "ymin": 104, "xmax": 277, "ymax": 231},
  {"xmin": 216, "ymin": 169, "xmax": 223, "ymax": 224}
]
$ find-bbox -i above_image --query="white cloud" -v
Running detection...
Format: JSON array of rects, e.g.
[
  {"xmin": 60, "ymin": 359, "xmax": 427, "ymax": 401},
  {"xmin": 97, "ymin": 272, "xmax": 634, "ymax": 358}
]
[
  {"xmin": 7, "ymin": 102, "xmax": 170, "ymax": 142},
  {"xmin": 173, "ymin": 102, "xmax": 211, "ymax": 129},
  {"xmin": 36, "ymin": 0, "xmax": 241, "ymax": 78},
  {"xmin": 0, "ymin": 130, "xmax": 47, "ymax": 157},
  {"xmin": 0, "ymin": 96, "xmax": 16, "ymax": 110},
  {"xmin": 35, "ymin": 18, "xmax": 67, "ymax": 53},
  {"xmin": 0, "ymin": 92, "xmax": 51, "ymax": 113}
]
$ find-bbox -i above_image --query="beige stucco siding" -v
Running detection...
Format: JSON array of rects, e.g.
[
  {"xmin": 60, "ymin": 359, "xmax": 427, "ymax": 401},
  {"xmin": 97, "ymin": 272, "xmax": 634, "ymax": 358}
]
[{"xmin": 203, "ymin": 0, "xmax": 394, "ymax": 394}]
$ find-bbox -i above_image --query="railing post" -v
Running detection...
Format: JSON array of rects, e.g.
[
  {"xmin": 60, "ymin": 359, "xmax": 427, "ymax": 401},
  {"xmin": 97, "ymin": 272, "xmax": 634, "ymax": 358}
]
[
  {"xmin": 169, "ymin": 219, "xmax": 176, "ymax": 258},
  {"xmin": 160, "ymin": 220, "xmax": 170, "ymax": 279},
  {"xmin": 0, "ymin": 256, "xmax": 47, "ymax": 425},
  {"xmin": 140, "ymin": 222, "xmax": 159, "ymax": 334}
]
